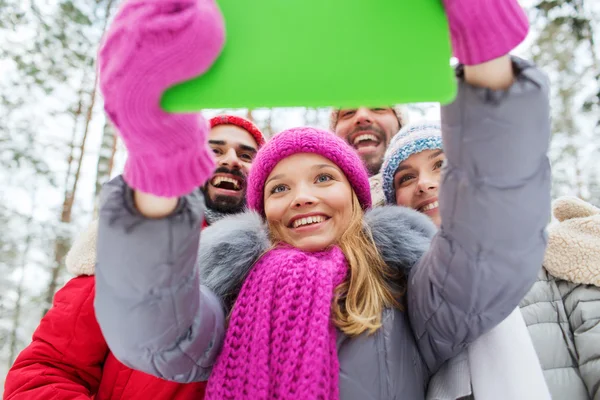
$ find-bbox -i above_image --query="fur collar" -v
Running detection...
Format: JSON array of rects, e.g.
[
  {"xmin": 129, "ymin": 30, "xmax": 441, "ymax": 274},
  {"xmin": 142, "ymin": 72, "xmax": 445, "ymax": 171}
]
[
  {"xmin": 66, "ymin": 206, "xmax": 436, "ymax": 308},
  {"xmin": 198, "ymin": 206, "xmax": 436, "ymax": 310}
]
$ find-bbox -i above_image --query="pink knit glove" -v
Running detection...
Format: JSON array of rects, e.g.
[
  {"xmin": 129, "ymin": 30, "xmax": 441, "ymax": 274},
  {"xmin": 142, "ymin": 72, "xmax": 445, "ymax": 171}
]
[
  {"xmin": 443, "ymin": 0, "xmax": 529, "ymax": 65},
  {"xmin": 99, "ymin": 0, "xmax": 225, "ymax": 197}
]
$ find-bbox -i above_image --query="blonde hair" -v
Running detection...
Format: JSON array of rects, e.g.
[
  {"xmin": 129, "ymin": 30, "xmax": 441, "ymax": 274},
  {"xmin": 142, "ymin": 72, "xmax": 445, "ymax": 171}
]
[{"xmin": 268, "ymin": 192, "xmax": 404, "ymax": 336}]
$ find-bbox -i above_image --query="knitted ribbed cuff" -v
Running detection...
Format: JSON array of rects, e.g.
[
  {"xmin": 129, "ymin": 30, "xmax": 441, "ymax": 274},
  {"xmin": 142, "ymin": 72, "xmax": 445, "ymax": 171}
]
[
  {"xmin": 123, "ymin": 142, "xmax": 215, "ymax": 197},
  {"xmin": 445, "ymin": 0, "xmax": 529, "ymax": 65}
]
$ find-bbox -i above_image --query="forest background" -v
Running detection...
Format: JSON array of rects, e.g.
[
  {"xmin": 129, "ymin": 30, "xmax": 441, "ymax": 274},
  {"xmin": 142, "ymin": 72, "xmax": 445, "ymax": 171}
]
[{"xmin": 1, "ymin": 0, "xmax": 599, "ymax": 389}]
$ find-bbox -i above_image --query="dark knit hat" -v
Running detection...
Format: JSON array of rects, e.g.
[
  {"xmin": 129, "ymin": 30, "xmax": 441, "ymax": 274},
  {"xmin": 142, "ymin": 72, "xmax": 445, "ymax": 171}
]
[
  {"xmin": 209, "ymin": 115, "xmax": 266, "ymax": 147},
  {"xmin": 246, "ymin": 127, "xmax": 372, "ymax": 215}
]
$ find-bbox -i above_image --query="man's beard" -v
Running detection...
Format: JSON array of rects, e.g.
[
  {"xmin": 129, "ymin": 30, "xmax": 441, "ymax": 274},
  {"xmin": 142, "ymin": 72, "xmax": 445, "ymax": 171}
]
[
  {"xmin": 347, "ymin": 125, "xmax": 387, "ymax": 176},
  {"xmin": 202, "ymin": 167, "xmax": 247, "ymax": 214},
  {"xmin": 365, "ymin": 159, "xmax": 383, "ymax": 177},
  {"xmin": 203, "ymin": 188, "xmax": 247, "ymax": 214}
]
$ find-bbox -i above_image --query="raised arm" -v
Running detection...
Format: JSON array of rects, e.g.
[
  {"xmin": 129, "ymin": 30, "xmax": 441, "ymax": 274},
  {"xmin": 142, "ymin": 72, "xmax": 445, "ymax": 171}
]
[
  {"xmin": 94, "ymin": 0, "xmax": 228, "ymax": 382},
  {"xmin": 408, "ymin": 54, "xmax": 551, "ymax": 373},
  {"xmin": 95, "ymin": 178, "xmax": 225, "ymax": 382}
]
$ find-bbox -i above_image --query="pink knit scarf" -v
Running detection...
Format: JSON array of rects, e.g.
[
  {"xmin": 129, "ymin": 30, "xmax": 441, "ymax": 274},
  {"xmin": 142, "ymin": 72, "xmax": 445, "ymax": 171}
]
[{"xmin": 205, "ymin": 245, "xmax": 348, "ymax": 400}]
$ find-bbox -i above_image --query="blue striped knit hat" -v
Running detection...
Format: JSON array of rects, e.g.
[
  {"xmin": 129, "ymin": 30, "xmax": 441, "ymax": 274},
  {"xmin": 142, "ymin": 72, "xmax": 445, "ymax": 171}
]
[{"xmin": 381, "ymin": 122, "xmax": 443, "ymax": 204}]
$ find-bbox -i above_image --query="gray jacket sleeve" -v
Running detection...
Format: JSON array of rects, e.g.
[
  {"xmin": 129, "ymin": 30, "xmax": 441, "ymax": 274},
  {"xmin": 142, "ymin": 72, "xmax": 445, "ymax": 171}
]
[
  {"xmin": 408, "ymin": 57, "xmax": 552, "ymax": 374},
  {"xmin": 94, "ymin": 176, "xmax": 225, "ymax": 383},
  {"xmin": 558, "ymin": 281, "xmax": 600, "ymax": 399}
]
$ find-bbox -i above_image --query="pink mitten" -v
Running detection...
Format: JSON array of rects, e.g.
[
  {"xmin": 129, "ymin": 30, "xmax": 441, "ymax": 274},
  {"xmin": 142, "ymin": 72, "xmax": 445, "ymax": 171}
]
[
  {"xmin": 443, "ymin": 0, "xmax": 529, "ymax": 65},
  {"xmin": 99, "ymin": 0, "xmax": 225, "ymax": 197}
]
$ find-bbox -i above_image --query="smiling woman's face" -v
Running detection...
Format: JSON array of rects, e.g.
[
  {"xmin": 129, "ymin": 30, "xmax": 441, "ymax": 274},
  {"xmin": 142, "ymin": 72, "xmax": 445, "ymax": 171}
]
[
  {"xmin": 263, "ymin": 153, "xmax": 353, "ymax": 252},
  {"xmin": 394, "ymin": 149, "xmax": 445, "ymax": 227}
]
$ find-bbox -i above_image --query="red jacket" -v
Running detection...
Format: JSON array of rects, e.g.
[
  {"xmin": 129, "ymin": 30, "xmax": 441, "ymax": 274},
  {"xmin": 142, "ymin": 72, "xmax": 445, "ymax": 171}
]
[
  {"xmin": 4, "ymin": 219, "xmax": 211, "ymax": 400},
  {"xmin": 4, "ymin": 276, "xmax": 207, "ymax": 400}
]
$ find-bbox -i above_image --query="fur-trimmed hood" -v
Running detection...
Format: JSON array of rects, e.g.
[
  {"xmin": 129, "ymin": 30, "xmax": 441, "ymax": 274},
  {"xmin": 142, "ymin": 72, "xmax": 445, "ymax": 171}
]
[
  {"xmin": 66, "ymin": 206, "xmax": 436, "ymax": 307},
  {"xmin": 544, "ymin": 196, "xmax": 600, "ymax": 286},
  {"xmin": 65, "ymin": 219, "xmax": 98, "ymax": 276}
]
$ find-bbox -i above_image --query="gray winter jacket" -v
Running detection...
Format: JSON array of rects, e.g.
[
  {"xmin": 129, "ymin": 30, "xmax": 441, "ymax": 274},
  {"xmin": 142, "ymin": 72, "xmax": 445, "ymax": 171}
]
[
  {"xmin": 94, "ymin": 58, "xmax": 551, "ymax": 399},
  {"xmin": 521, "ymin": 269, "xmax": 600, "ymax": 400},
  {"xmin": 520, "ymin": 197, "xmax": 600, "ymax": 400}
]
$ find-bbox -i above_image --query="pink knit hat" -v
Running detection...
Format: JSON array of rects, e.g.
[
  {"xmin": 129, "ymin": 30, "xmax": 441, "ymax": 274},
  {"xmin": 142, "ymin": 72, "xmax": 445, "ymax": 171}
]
[
  {"xmin": 247, "ymin": 127, "xmax": 372, "ymax": 214},
  {"xmin": 209, "ymin": 114, "xmax": 266, "ymax": 147}
]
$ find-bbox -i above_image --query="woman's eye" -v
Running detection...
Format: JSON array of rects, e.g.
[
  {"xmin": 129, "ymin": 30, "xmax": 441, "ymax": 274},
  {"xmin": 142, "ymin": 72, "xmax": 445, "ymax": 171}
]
[
  {"xmin": 434, "ymin": 160, "xmax": 444, "ymax": 170},
  {"xmin": 398, "ymin": 174, "xmax": 415, "ymax": 185},
  {"xmin": 270, "ymin": 184, "xmax": 288, "ymax": 194},
  {"xmin": 316, "ymin": 174, "xmax": 333, "ymax": 183}
]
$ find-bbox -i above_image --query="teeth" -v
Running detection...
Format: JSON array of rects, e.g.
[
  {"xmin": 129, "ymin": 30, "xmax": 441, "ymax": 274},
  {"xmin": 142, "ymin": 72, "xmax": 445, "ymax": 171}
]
[
  {"xmin": 420, "ymin": 201, "xmax": 439, "ymax": 212},
  {"xmin": 212, "ymin": 176, "xmax": 240, "ymax": 189},
  {"xmin": 353, "ymin": 134, "xmax": 379, "ymax": 145},
  {"xmin": 292, "ymin": 215, "xmax": 326, "ymax": 228}
]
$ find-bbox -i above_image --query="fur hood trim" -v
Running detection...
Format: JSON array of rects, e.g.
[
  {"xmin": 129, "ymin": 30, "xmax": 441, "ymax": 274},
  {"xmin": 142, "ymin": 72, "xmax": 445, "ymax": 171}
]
[
  {"xmin": 544, "ymin": 196, "xmax": 600, "ymax": 286},
  {"xmin": 198, "ymin": 206, "xmax": 436, "ymax": 311},
  {"xmin": 66, "ymin": 206, "xmax": 436, "ymax": 308},
  {"xmin": 65, "ymin": 219, "xmax": 98, "ymax": 276}
]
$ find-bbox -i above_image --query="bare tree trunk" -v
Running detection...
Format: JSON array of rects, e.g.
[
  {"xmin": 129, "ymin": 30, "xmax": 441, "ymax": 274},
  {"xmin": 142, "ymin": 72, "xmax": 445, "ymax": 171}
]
[
  {"xmin": 8, "ymin": 190, "xmax": 37, "ymax": 366},
  {"xmin": 42, "ymin": 84, "xmax": 95, "ymax": 315},
  {"xmin": 107, "ymin": 136, "xmax": 118, "ymax": 181},
  {"xmin": 63, "ymin": 80, "xmax": 85, "ymax": 193},
  {"xmin": 40, "ymin": 82, "xmax": 87, "ymax": 315},
  {"xmin": 42, "ymin": 0, "xmax": 117, "ymax": 315},
  {"xmin": 93, "ymin": 118, "xmax": 118, "ymax": 215},
  {"xmin": 8, "ymin": 243, "xmax": 28, "ymax": 367},
  {"xmin": 264, "ymin": 108, "xmax": 273, "ymax": 138},
  {"xmin": 246, "ymin": 108, "xmax": 255, "ymax": 122}
]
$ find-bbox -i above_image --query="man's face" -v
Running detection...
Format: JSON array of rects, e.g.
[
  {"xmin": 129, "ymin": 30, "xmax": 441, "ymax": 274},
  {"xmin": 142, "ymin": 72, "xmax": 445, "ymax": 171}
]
[
  {"xmin": 334, "ymin": 107, "xmax": 400, "ymax": 176},
  {"xmin": 203, "ymin": 125, "xmax": 259, "ymax": 214}
]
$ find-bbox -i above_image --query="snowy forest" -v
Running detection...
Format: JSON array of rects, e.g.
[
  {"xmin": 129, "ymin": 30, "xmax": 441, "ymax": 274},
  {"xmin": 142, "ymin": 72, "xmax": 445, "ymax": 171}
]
[{"xmin": 0, "ymin": 0, "xmax": 599, "ymax": 389}]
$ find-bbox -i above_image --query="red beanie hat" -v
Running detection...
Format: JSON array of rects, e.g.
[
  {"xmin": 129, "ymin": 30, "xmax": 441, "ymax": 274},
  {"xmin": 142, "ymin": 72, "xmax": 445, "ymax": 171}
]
[{"xmin": 209, "ymin": 115, "xmax": 266, "ymax": 148}]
